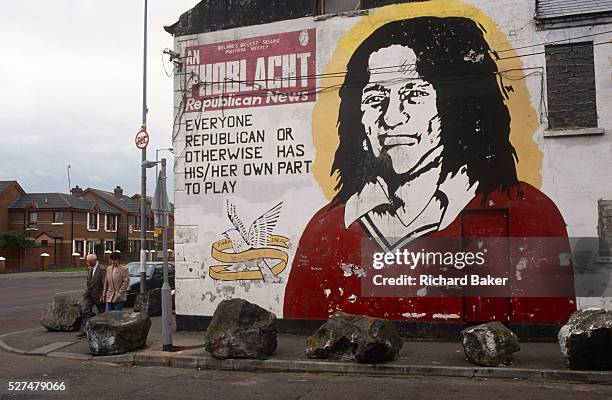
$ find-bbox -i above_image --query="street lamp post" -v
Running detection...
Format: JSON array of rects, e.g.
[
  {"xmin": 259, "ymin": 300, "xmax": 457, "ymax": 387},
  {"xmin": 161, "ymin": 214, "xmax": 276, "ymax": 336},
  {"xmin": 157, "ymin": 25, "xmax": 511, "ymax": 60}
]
[
  {"xmin": 147, "ymin": 158, "xmax": 172, "ymax": 351},
  {"xmin": 154, "ymin": 148, "xmax": 173, "ymax": 256},
  {"xmin": 139, "ymin": 0, "xmax": 148, "ymax": 295},
  {"xmin": 155, "ymin": 148, "xmax": 173, "ymax": 183},
  {"xmin": 160, "ymin": 158, "xmax": 172, "ymax": 351}
]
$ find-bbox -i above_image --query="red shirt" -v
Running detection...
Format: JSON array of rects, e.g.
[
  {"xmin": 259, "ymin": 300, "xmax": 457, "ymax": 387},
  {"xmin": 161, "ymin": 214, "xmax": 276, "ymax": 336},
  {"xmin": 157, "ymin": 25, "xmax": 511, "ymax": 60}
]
[{"xmin": 283, "ymin": 181, "xmax": 576, "ymax": 324}]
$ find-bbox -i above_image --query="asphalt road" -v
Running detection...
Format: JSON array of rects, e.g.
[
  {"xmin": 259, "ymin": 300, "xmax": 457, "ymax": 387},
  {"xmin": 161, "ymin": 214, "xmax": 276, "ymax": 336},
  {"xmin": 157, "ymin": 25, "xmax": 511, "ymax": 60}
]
[
  {"xmin": 0, "ymin": 275, "xmax": 84, "ymax": 334},
  {"xmin": 1, "ymin": 350, "xmax": 611, "ymax": 400},
  {"xmin": 1, "ymin": 274, "xmax": 612, "ymax": 399}
]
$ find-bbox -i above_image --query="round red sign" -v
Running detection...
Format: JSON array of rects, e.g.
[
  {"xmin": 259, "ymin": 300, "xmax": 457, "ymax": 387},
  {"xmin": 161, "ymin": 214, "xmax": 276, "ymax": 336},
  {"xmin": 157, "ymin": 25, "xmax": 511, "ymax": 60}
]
[{"xmin": 135, "ymin": 130, "xmax": 149, "ymax": 149}]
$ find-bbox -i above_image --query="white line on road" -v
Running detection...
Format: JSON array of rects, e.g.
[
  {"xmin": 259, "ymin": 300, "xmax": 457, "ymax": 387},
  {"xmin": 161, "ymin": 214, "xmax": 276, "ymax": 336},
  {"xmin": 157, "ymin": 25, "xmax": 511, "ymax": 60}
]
[{"xmin": 55, "ymin": 290, "xmax": 84, "ymax": 294}]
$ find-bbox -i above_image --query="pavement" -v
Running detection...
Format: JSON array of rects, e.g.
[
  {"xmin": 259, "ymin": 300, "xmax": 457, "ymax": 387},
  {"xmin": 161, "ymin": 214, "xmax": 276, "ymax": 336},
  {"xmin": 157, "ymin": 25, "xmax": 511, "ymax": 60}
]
[{"xmin": 2, "ymin": 314, "xmax": 612, "ymax": 385}]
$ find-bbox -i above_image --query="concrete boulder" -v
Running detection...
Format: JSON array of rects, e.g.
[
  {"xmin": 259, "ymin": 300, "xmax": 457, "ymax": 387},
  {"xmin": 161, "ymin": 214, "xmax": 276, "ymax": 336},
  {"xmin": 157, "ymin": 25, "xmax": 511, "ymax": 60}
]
[
  {"xmin": 40, "ymin": 295, "xmax": 82, "ymax": 332},
  {"xmin": 134, "ymin": 288, "xmax": 162, "ymax": 316},
  {"xmin": 305, "ymin": 312, "xmax": 403, "ymax": 363},
  {"xmin": 461, "ymin": 322, "xmax": 520, "ymax": 367},
  {"xmin": 86, "ymin": 312, "xmax": 151, "ymax": 356},
  {"xmin": 559, "ymin": 308, "xmax": 612, "ymax": 370},
  {"xmin": 204, "ymin": 298, "xmax": 277, "ymax": 359}
]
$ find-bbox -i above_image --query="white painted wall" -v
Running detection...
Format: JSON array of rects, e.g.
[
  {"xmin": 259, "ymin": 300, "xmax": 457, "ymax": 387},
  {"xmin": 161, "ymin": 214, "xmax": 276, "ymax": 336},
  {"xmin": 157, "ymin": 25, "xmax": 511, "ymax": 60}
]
[{"xmin": 172, "ymin": 0, "xmax": 612, "ymax": 318}]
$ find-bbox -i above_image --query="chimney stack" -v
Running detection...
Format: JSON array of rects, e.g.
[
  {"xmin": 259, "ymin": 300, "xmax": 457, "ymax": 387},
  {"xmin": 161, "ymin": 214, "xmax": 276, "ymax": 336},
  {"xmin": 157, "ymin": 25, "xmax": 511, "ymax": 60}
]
[
  {"xmin": 114, "ymin": 186, "xmax": 123, "ymax": 198},
  {"xmin": 71, "ymin": 185, "xmax": 83, "ymax": 196}
]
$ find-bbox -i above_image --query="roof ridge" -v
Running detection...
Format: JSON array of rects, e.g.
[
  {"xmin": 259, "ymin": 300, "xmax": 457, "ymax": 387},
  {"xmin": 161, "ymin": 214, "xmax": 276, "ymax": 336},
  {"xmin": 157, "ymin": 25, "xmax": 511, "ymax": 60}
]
[
  {"xmin": 57, "ymin": 193, "xmax": 73, "ymax": 208},
  {"xmin": 91, "ymin": 187, "xmax": 115, "ymax": 195}
]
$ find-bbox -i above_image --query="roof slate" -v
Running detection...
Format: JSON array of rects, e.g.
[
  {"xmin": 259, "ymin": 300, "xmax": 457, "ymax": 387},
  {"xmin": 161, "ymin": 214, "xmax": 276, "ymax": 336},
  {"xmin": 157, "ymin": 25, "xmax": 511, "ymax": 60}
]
[
  {"xmin": 87, "ymin": 188, "xmax": 153, "ymax": 214},
  {"xmin": 9, "ymin": 193, "xmax": 120, "ymax": 214},
  {"xmin": 0, "ymin": 181, "xmax": 17, "ymax": 194}
]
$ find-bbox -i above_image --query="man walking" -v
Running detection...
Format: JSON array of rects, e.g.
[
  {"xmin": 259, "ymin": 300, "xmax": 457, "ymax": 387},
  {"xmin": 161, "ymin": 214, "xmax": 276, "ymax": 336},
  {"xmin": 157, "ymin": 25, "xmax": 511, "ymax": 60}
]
[{"xmin": 76, "ymin": 254, "xmax": 105, "ymax": 338}]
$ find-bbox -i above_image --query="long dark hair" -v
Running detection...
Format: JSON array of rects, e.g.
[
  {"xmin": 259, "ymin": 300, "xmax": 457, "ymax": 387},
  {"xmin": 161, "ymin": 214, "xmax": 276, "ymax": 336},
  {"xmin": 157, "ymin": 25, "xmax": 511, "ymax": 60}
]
[{"xmin": 331, "ymin": 16, "xmax": 518, "ymax": 206}]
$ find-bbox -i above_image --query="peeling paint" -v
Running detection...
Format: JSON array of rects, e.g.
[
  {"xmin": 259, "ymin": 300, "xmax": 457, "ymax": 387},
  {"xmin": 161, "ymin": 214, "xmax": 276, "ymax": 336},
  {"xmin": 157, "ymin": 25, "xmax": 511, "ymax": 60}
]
[
  {"xmin": 219, "ymin": 286, "xmax": 236, "ymax": 296},
  {"xmin": 339, "ymin": 263, "xmax": 367, "ymax": 277},
  {"xmin": 559, "ymin": 253, "xmax": 571, "ymax": 267},
  {"xmin": 202, "ymin": 291, "xmax": 217, "ymax": 302},
  {"xmin": 402, "ymin": 312, "xmax": 426, "ymax": 318},
  {"xmin": 416, "ymin": 287, "xmax": 428, "ymax": 297},
  {"xmin": 516, "ymin": 257, "xmax": 528, "ymax": 281},
  {"xmin": 323, "ymin": 288, "xmax": 331, "ymax": 298},
  {"xmin": 340, "ymin": 263, "xmax": 355, "ymax": 277},
  {"xmin": 432, "ymin": 313, "xmax": 461, "ymax": 319},
  {"xmin": 348, "ymin": 294, "xmax": 357, "ymax": 303}
]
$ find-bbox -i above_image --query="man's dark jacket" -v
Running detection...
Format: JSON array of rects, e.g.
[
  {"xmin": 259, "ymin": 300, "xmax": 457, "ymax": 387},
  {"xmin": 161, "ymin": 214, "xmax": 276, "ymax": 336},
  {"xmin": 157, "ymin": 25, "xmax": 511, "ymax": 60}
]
[{"xmin": 84, "ymin": 264, "xmax": 106, "ymax": 304}]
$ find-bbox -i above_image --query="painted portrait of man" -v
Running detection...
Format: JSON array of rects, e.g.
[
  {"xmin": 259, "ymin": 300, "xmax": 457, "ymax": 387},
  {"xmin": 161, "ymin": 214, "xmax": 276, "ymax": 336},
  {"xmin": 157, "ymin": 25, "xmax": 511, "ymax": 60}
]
[{"xmin": 284, "ymin": 16, "xmax": 576, "ymax": 324}]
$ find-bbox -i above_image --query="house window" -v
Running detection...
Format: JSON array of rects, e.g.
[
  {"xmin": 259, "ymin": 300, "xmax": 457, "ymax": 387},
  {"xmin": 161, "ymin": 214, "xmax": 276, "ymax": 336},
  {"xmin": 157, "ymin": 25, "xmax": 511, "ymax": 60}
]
[
  {"xmin": 536, "ymin": 0, "xmax": 612, "ymax": 28},
  {"xmin": 545, "ymin": 42, "xmax": 597, "ymax": 130},
  {"xmin": 73, "ymin": 240, "xmax": 85, "ymax": 256},
  {"xmin": 105, "ymin": 214, "xmax": 117, "ymax": 232},
  {"xmin": 87, "ymin": 240, "xmax": 97, "ymax": 255},
  {"xmin": 135, "ymin": 216, "xmax": 141, "ymax": 232},
  {"xmin": 26, "ymin": 211, "xmax": 38, "ymax": 230},
  {"xmin": 88, "ymin": 212, "xmax": 99, "ymax": 231},
  {"xmin": 318, "ymin": 0, "xmax": 361, "ymax": 14},
  {"xmin": 53, "ymin": 211, "xmax": 63, "ymax": 224},
  {"xmin": 26, "ymin": 210, "xmax": 38, "ymax": 230},
  {"xmin": 147, "ymin": 216, "xmax": 154, "ymax": 232},
  {"xmin": 128, "ymin": 239, "xmax": 142, "ymax": 253},
  {"xmin": 105, "ymin": 240, "xmax": 115, "ymax": 252},
  {"xmin": 41, "ymin": 240, "xmax": 49, "ymax": 247}
]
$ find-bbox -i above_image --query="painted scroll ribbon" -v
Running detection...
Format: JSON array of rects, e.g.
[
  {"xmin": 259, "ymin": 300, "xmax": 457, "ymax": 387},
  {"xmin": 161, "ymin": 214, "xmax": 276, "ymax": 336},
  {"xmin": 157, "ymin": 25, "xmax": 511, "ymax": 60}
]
[{"xmin": 209, "ymin": 235, "xmax": 290, "ymax": 281}]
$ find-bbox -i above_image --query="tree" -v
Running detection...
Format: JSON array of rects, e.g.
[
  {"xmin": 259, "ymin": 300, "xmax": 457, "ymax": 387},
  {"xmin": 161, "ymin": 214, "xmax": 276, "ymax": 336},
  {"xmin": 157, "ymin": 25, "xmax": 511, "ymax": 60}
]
[
  {"xmin": 0, "ymin": 231, "xmax": 34, "ymax": 268},
  {"xmin": 0, "ymin": 231, "xmax": 34, "ymax": 252},
  {"xmin": 116, "ymin": 234, "xmax": 128, "ymax": 253}
]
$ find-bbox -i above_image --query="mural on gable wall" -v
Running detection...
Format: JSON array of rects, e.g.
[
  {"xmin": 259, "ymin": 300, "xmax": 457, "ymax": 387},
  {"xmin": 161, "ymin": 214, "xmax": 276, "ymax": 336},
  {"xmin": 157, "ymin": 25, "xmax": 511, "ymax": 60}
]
[{"xmin": 174, "ymin": 0, "xmax": 576, "ymax": 325}]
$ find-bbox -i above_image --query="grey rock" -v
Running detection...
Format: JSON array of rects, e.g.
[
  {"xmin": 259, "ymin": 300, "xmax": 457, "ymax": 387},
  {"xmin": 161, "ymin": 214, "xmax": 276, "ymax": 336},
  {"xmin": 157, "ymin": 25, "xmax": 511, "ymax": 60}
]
[
  {"xmin": 134, "ymin": 288, "xmax": 162, "ymax": 316},
  {"xmin": 461, "ymin": 322, "xmax": 520, "ymax": 367},
  {"xmin": 558, "ymin": 308, "xmax": 612, "ymax": 370},
  {"xmin": 204, "ymin": 298, "xmax": 277, "ymax": 359},
  {"xmin": 40, "ymin": 295, "xmax": 82, "ymax": 332},
  {"xmin": 305, "ymin": 312, "xmax": 403, "ymax": 363},
  {"xmin": 86, "ymin": 312, "xmax": 151, "ymax": 356}
]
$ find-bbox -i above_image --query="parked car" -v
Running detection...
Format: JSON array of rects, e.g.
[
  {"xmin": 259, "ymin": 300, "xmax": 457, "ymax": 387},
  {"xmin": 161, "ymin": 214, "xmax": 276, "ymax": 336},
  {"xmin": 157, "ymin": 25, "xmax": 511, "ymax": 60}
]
[{"xmin": 125, "ymin": 262, "xmax": 175, "ymax": 306}]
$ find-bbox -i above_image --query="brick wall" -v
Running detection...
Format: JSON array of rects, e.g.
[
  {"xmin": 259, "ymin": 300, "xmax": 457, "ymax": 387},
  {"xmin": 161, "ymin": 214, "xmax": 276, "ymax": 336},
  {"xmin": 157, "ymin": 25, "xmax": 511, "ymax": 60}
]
[
  {"xmin": 599, "ymin": 200, "xmax": 612, "ymax": 256},
  {"xmin": 545, "ymin": 42, "xmax": 598, "ymax": 129},
  {"xmin": 0, "ymin": 186, "xmax": 23, "ymax": 232}
]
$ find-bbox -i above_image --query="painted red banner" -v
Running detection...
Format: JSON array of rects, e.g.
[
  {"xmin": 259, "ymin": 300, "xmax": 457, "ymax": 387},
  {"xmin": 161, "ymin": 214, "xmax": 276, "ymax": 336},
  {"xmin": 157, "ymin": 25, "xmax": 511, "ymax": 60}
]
[{"xmin": 184, "ymin": 29, "xmax": 317, "ymax": 113}]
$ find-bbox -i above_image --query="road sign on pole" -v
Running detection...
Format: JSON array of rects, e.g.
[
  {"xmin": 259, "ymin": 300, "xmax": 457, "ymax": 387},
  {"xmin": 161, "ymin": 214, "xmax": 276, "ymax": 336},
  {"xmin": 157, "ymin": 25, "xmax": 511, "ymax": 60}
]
[
  {"xmin": 153, "ymin": 158, "xmax": 172, "ymax": 351},
  {"xmin": 135, "ymin": 130, "xmax": 149, "ymax": 149}
]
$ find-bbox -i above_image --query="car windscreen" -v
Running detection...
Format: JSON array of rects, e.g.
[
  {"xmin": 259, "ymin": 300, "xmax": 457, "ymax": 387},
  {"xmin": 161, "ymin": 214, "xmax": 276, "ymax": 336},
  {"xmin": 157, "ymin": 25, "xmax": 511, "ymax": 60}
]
[{"xmin": 127, "ymin": 263, "xmax": 156, "ymax": 277}]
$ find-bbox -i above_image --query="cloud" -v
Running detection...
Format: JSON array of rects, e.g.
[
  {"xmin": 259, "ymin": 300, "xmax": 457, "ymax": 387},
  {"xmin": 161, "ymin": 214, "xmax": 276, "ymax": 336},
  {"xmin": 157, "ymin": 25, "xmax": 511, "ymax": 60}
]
[{"xmin": 0, "ymin": 0, "xmax": 199, "ymax": 197}]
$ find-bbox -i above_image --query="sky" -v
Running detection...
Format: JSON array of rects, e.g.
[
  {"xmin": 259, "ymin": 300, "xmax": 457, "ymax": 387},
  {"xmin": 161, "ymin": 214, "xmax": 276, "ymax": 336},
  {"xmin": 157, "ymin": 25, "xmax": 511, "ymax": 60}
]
[{"xmin": 0, "ymin": 0, "xmax": 200, "ymax": 197}]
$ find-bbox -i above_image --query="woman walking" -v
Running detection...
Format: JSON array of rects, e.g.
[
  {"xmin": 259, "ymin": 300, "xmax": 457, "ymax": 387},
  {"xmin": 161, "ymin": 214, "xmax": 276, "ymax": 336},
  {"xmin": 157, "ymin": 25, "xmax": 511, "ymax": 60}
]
[{"xmin": 103, "ymin": 252, "xmax": 129, "ymax": 311}]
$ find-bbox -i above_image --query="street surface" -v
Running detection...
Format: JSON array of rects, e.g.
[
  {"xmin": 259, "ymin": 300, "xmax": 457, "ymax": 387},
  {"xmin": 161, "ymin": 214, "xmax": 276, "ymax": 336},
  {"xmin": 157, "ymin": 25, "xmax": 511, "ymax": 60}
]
[
  {"xmin": 1, "ymin": 274, "xmax": 611, "ymax": 399},
  {"xmin": 0, "ymin": 275, "xmax": 84, "ymax": 334}
]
